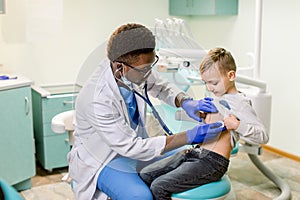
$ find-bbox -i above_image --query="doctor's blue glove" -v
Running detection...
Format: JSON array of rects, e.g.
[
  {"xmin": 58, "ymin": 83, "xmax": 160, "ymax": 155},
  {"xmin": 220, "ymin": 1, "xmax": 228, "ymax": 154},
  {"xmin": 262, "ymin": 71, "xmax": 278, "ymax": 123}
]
[
  {"xmin": 186, "ymin": 122, "xmax": 226, "ymax": 144},
  {"xmin": 182, "ymin": 97, "xmax": 218, "ymax": 122}
]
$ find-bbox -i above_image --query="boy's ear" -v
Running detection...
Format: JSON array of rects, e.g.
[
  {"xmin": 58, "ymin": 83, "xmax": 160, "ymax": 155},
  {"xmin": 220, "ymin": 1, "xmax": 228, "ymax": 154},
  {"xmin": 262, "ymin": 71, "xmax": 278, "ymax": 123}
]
[{"xmin": 227, "ymin": 70, "xmax": 236, "ymax": 81}]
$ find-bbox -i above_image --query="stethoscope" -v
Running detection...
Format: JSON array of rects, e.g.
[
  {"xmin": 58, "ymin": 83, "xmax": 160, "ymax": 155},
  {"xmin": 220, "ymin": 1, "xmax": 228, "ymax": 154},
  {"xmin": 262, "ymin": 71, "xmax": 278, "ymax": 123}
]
[
  {"xmin": 133, "ymin": 83, "xmax": 173, "ymax": 136},
  {"xmin": 114, "ymin": 66, "xmax": 174, "ymax": 136}
]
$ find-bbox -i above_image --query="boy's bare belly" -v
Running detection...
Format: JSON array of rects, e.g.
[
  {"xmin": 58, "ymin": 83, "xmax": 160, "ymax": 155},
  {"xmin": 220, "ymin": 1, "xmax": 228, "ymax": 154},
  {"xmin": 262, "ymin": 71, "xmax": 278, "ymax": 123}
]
[
  {"xmin": 200, "ymin": 112, "xmax": 232, "ymax": 159},
  {"xmin": 200, "ymin": 131, "xmax": 232, "ymax": 159}
]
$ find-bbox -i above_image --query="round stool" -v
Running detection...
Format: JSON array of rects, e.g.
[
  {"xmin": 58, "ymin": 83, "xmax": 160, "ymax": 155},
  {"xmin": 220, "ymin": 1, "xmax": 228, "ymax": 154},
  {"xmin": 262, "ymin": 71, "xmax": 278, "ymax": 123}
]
[{"xmin": 171, "ymin": 175, "xmax": 231, "ymax": 200}]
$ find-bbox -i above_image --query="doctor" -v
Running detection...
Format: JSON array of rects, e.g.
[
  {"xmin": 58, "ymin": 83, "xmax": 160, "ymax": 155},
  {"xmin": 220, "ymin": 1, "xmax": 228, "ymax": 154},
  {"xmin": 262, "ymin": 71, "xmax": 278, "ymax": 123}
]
[{"xmin": 68, "ymin": 23, "xmax": 224, "ymax": 200}]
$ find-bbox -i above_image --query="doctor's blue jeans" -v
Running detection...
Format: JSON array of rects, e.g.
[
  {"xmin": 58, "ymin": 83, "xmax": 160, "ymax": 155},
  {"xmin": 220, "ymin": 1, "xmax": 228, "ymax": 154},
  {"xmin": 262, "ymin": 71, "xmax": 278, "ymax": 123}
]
[{"xmin": 97, "ymin": 148, "xmax": 183, "ymax": 200}]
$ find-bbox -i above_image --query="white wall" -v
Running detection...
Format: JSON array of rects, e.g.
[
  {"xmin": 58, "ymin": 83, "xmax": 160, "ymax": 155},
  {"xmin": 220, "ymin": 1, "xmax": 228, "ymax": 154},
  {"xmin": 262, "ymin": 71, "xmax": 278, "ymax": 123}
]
[
  {"xmin": 0, "ymin": 0, "xmax": 170, "ymax": 85},
  {"xmin": 0, "ymin": 0, "xmax": 299, "ymax": 156},
  {"xmin": 261, "ymin": 0, "xmax": 300, "ymax": 156}
]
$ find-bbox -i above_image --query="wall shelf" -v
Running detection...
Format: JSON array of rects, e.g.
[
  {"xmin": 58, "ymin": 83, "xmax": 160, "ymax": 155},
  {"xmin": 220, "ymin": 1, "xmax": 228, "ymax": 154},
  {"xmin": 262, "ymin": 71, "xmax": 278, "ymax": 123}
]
[{"xmin": 169, "ymin": 0, "xmax": 238, "ymax": 16}]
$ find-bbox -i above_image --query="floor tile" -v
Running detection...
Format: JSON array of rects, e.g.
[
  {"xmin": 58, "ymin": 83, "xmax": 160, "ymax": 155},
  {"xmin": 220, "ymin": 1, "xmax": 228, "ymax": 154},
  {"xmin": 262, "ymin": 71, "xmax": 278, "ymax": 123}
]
[
  {"xmin": 20, "ymin": 182, "xmax": 74, "ymax": 200},
  {"xmin": 19, "ymin": 149, "xmax": 300, "ymax": 200}
]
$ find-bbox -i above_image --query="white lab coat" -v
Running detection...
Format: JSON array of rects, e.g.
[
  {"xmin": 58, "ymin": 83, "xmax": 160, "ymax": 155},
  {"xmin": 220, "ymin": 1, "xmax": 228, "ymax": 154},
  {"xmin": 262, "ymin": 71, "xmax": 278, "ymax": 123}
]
[{"xmin": 68, "ymin": 58, "xmax": 183, "ymax": 200}]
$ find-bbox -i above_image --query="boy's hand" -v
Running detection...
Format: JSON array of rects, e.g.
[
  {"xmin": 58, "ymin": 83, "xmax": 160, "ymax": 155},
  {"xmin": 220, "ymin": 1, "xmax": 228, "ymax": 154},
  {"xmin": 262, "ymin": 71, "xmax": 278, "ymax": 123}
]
[{"xmin": 224, "ymin": 114, "xmax": 240, "ymax": 130}]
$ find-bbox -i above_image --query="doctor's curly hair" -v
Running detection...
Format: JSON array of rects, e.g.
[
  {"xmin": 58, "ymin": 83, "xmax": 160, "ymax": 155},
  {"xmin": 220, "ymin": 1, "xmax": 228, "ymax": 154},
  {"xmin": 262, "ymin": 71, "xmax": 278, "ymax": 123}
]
[{"xmin": 107, "ymin": 23, "xmax": 156, "ymax": 64}]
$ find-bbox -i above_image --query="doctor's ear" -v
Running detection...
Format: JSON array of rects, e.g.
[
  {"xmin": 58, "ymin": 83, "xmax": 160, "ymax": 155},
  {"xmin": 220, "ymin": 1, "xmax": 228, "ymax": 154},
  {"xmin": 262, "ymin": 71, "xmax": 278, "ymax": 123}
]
[
  {"xmin": 227, "ymin": 70, "xmax": 236, "ymax": 81},
  {"xmin": 118, "ymin": 63, "xmax": 123, "ymax": 69},
  {"xmin": 112, "ymin": 62, "xmax": 123, "ymax": 70}
]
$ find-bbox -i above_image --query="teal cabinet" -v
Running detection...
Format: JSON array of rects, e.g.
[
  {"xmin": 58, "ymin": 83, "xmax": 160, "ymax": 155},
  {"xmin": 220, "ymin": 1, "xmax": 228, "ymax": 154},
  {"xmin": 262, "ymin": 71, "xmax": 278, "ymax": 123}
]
[
  {"xmin": 0, "ymin": 78, "xmax": 35, "ymax": 191},
  {"xmin": 169, "ymin": 0, "xmax": 238, "ymax": 16},
  {"xmin": 31, "ymin": 85, "xmax": 78, "ymax": 171}
]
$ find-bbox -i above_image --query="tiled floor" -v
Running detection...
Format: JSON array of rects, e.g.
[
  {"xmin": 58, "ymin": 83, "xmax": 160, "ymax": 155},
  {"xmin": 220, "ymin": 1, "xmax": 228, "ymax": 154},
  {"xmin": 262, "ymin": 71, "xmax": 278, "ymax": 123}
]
[{"xmin": 19, "ymin": 148, "xmax": 300, "ymax": 200}]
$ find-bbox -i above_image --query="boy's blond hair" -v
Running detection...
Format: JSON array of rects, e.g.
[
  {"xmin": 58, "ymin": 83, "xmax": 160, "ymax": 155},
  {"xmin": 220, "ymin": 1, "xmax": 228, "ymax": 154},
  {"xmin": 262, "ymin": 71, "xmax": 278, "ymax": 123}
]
[{"xmin": 200, "ymin": 47, "xmax": 236, "ymax": 76}]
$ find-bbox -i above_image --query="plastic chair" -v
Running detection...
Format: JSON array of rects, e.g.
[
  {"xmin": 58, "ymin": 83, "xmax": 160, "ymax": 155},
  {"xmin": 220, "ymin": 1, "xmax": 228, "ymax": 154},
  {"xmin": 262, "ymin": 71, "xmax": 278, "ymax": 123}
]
[{"xmin": 0, "ymin": 179, "xmax": 24, "ymax": 200}]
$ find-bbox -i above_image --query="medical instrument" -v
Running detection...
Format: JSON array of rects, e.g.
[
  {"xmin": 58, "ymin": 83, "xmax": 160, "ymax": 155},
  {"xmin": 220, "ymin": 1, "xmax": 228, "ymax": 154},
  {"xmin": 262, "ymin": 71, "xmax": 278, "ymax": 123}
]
[
  {"xmin": 133, "ymin": 82, "xmax": 174, "ymax": 136},
  {"xmin": 154, "ymin": 18, "xmax": 200, "ymax": 50}
]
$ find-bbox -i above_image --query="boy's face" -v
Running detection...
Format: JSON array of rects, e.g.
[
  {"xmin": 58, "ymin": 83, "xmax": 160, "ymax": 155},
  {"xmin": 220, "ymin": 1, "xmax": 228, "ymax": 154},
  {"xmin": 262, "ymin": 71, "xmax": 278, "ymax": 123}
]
[{"xmin": 201, "ymin": 66, "xmax": 233, "ymax": 97}]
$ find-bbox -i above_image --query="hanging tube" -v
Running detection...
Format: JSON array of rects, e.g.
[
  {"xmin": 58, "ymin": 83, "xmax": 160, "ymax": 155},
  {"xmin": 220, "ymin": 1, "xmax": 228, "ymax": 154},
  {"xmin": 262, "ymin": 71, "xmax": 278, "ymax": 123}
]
[{"xmin": 248, "ymin": 154, "xmax": 292, "ymax": 200}]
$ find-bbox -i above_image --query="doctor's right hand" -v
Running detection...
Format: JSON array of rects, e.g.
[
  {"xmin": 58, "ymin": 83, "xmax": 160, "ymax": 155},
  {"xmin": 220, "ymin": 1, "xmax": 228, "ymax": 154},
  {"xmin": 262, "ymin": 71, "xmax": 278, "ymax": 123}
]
[
  {"xmin": 182, "ymin": 97, "xmax": 218, "ymax": 122},
  {"xmin": 186, "ymin": 122, "xmax": 226, "ymax": 144}
]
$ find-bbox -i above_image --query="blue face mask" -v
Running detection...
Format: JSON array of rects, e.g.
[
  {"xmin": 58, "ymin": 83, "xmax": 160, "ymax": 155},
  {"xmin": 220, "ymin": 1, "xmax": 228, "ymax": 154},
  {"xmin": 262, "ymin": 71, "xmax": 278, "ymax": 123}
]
[{"xmin": 121, "ymin": 75, "xmax": 132, "ymax": 88}]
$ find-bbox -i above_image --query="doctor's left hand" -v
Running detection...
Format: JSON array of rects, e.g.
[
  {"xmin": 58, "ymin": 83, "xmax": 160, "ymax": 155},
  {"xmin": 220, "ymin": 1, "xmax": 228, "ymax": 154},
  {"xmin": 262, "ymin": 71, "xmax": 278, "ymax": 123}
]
[{"xmin": 182, "ymin": 97, "xmax": 218, "ymax": 122}]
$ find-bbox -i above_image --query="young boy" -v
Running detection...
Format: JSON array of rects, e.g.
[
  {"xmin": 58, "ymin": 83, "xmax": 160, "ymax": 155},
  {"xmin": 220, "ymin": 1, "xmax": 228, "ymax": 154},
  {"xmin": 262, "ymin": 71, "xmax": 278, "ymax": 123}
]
[{"xmin": 139, "ymin": 47, "xmax": 269, "ymax": 200}]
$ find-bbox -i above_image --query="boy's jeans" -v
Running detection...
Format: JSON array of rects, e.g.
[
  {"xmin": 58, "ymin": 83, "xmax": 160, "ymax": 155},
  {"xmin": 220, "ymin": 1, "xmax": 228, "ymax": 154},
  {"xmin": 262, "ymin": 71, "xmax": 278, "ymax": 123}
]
[{"xmin": 140, "ymin": 147, "xmax": 229, "ymax": 200}]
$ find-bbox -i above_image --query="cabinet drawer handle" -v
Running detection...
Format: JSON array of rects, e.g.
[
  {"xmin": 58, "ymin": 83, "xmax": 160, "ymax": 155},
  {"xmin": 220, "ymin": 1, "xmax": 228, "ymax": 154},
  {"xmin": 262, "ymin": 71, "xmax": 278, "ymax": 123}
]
[
  {"xmin": 25, "ymin": 97, "xmax": 30, "ymax": 115},
  {"xmin": 63, "ymin": 100, "xmax": 74, "ymax": 105}
]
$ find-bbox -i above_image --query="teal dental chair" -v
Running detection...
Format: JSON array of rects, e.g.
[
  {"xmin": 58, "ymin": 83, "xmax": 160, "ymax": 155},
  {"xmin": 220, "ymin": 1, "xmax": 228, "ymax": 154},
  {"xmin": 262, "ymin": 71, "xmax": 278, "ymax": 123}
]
[{"xmin": 172, "ymin": 175, "xmax": 231, "ymax": 200}]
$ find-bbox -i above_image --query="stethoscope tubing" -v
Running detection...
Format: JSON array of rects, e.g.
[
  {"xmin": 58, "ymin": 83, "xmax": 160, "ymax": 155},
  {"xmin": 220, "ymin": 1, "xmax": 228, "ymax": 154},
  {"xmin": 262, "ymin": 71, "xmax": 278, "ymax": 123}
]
[
  {"xmin": 113, "ymin": 66, "xmax": 173, "ymax": 136},
  {"xmin": 133, "ymin": 83, "xmax": 173, "ymax": 136}
]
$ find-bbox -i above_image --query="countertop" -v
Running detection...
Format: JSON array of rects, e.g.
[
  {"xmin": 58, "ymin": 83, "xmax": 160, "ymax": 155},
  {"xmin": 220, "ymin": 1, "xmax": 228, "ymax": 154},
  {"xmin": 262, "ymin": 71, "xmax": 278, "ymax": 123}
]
[{"xmin": 0, "ymin": 74, "xmax": 33, "ymax": 91}]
